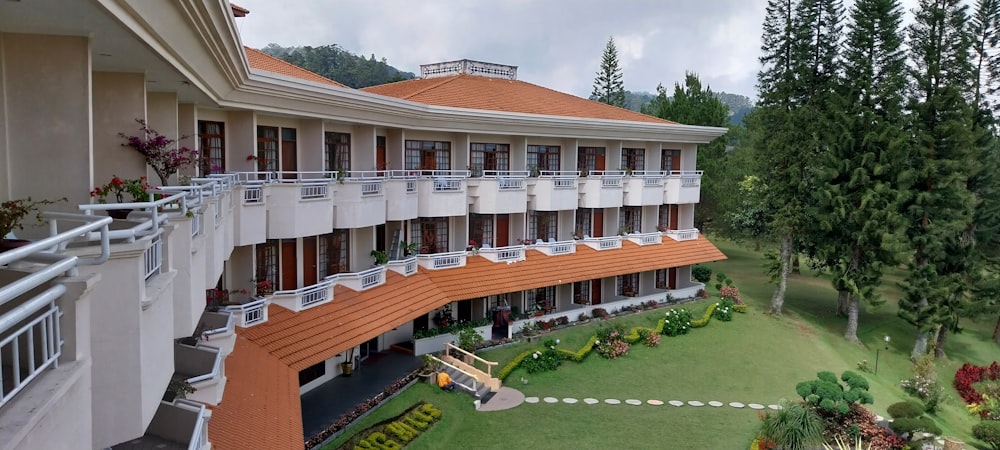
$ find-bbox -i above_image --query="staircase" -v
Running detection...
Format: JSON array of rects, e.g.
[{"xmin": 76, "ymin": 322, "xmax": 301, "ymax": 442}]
[
  {"xmin": 431, "ymin": 343, "xmax": 501, "ymax": 407},
  {"xmin": 442, "ymin": 365, "xmax": 494, "ymax": 403}
]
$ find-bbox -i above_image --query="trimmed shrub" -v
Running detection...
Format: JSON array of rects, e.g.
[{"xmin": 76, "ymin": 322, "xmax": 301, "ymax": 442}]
[
  {"xmin": 498, "ymin": 350, "xmax": 536, "ymax": 380},
  {"xmin": 662, "ymin": 308, "xmax": 693, "ymax": 336},
  {"xmin": 888, "ymin": 417, "xmax": 941, "ymax": 436},
  {"xmin": 691, "ymin": 303, "xmax": 717, "ymax": 327},
  {"xmin": 886, "ymin": 401, "xmax": 925, "ymax": 419},
  {"xmin": 691, "ymin": 265, "xmax": 712, "ymax": 283},
  {"xmin": 973, "ymin": 420, "xmax": 1000, "ymax": 450}
]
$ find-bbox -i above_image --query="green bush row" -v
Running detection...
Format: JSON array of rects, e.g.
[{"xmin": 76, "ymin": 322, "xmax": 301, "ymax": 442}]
[
  {"xmin": 691, "ymin": 303, "xmax": 717, "ymax": 327},
  {"xmin": 350, "ymin": 403, "xmax": 441, "ymax": 450}
]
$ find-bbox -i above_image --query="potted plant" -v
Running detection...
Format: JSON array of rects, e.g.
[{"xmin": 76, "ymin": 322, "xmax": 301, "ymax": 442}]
[
  {"xmin": 120, "ymin": 118, "xmax": 199, "ymax": 186},
  {"xmin": 1, "ymin": 197, "xmax": 65, "ymax": 252},
  {"xmin": 90, "ymin": 175, "xmax": 151, "ymax": 219},
  {"xmin": 253, "ymin": 279, "xmax": 274, "ymax": 296},
  {"xmin": 370, "ymin": 249, "xmax": 388, "ymax": 265},
  {"xmin": 401, "ymin": 241, "xmax": 419, "ymax": 257}
]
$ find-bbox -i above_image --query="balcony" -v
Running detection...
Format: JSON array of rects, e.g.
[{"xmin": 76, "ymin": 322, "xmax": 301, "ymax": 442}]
[
  {"xmin": 221, "ymin": 297, "xmax": 268, "ymax": 328},
  {"xmin": 530, "ymin": 239, "xmax": 577, "ymax": 256},
  {"xmin": 333, "ymin": 171, "xmax": 387, "ymax": 229},
  {"xmin": 664, "ymin": 170, "xmax": 703, "ymax": 204},
  {"xmin": 578, "ymin": 170, "xmax": 625, "ymax": 209},
  {"xmin": 233, "ymin": 182, "xmax": 267, "ymax": 246},
  {"xmin": 527, "ymin": 171, "xmax": 580, "ymax": 211},
  {"xmin": 663, "ymin": 228, "xmax": 700, "ymax": 241},
  {"xmin": 266, "ymin": 180, "xmax": 334, "ymax": 239},
  {"xmin": 385, "ymin": 171, "xmax": 419, "ymax": 221},
  {"xmin": 387, "ymin": 257, "xmax": 418, "ymax": 276},
  {"xmin": 198, "ymin": 310, "xmax": 235, "ymax": 357},
  {"xmin": 468, "ymin": 170, "xmax": 529, "ymax": 214},
  {"xmin": 416, "ymin": 251, "xmax": 468, "ymax": 270},
  {"xmin": 624, "ymin": 171, "xmax": 666, "ymax": 206},
  {"xmin": 333, "ymin": 266, "xmax": 387, "ymax": 291},
  {"xmin": 269, "ymin": 279, "xmax": 335, "ymax": 313},
  {"xmin": 173, "ymin": 343, "xmax": 224, "ymax": 406},
  {"xmin": 625, "ymin": 232, "xmax": 663, "ymax": 246},
  {"xmin": 113, "ymin": 399, "xmax": 210, "ymax": 450},
  {"xmin": 580, "ymin": 235, "xmax": 623, "ymax": 251},
  {"xmin": 477, "ymin": 244, "xmax": 526, "ymax": 263},
  {"xmin": 415, "ymin": 170, "xmax": 470, "ymax": 217}
]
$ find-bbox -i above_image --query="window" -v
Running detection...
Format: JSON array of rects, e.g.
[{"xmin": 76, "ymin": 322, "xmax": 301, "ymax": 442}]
[
  {"xmin": 254, "ymin": 240, "xmax": 278, "ymax": 289},
  {"xmin": 617, "ymin": 273, "xmax": 639, "ymax": 297},
  {"xmin": 405, "ymin": 140, "xmax": 451, "ymax": 171},
  {"xmin": 575, "ymin": 208, "xmax": 592, "ymax": 237},
  {"xmin": 199, "ymin": 121, "xmax": 225, "ymax": 174},
  {"xmin": 656, "ymin": 268, "xmax": 676, "ymax": 289},
  {"xmin": 487, "ymin": 293, "xmax": 509, "ymax": 311},
  {"xmin": 527, "ymin": 145, "xmax": 560, "ymax": 174},
  {"xmin": 659, "ymin": 204, "xmax": 678, "ymax": 231},
  {"xmin": 578, "ymin": 147, "xmax": 606, "ymax": 173},
  {"xmin": 319, "ymin": 230, "xmax": 349, "ymax": 277},
  {"xmin": 470, "ymin": 143, "xmax": 510, "ymax": 176},
  {"xmin": 622, "ymin": 148, "xmax": 645, "ymax": 171},
  {"xmin": 662, "ymin": 149, "xmax": 681, "ymax": 171},
  {"xmin": 410, "ymin": 217, "xmax": 449, "ymax": 254},
  {"xmin": 325, "ymin": 132, "xmax": 351, "ymax": 172},
  {"xmin": 256, "ymin": 126, "xmax": 279, "ymax": 171},
  {"xmin": 526, "ymin": 286, "xmax": 556, "ymax": 312},
  {"xmin": 528, "ymin": 211, "xmax": 558, "ymax": 242},
  {"xmin": 298, "ymin": 361, "xmax": 326, "ymax": 386},
  {"xmin": 619, "ymin": 206, "xmax": 642, "ymax": 234},
  {"xmin": 573, "ymin": 281, "xmax": 590, "ymax": 305},
  {"xmin": 469, "ymin": 214, "xmax": 494, "ymax": 247}
]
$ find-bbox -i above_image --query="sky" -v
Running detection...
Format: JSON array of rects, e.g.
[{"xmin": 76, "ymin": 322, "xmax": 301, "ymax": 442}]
[
  {"xmin": 234, "ymin": 0, "xmax": 926, "ymax": 100},
  {"xmin": 234, "ymin": 0, "xmax": 770, "ymax": 98}
]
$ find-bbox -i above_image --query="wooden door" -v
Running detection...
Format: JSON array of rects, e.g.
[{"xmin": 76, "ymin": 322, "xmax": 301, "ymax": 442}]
[
  {"xmin": 281, "ymin": 139, "xmax": 296, "ymax": 179},
  {"xmin": 303, "ymin": 237, "xmax": 317, "ymax": 286},
  {"xmin": 421, "ymin": 151, "xmax": 436, "ymax": 171},
  {"xmin": 593, "ymin": 209, "xmax": 604, "ymax": 237},
  {"xmin": 668, "ymin": 268, "xmax": 677, "ymax": 289},
  {"xmin": 280, "ymin": 240, "xmax": 297, "ymax": 290},
  {"xmin": 596, "ymin": 154, "xmax": 606, "ymax": 171},
  {"xmin": 496, "ymin": 214, "xmax": 510, "ymax": 247},
  {"xmin": 669, "ymin": 205, "xmax": 679, "ymax": 230},
  {"xmin": 671, "ymin": 151, "xmax": 681, "ymax": 171},
  {"xmin": 591, "ymin": 279, "xmax": 602, "ymax": 305},
  {"xmin": 376, "ymin": 137, "xmax": 387, "ymax": 170},
  {"xmin": 457, "ymin": 300, "xmax": 472, "ymax": 322}
]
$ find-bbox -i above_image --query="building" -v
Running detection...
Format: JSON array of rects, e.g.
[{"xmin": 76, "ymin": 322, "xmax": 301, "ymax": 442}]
[{"xmin": 0, "ymin": 1, "xmax": 726, "ymax": 449}]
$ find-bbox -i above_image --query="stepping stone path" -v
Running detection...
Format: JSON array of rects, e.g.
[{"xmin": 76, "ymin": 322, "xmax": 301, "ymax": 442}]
[
  {"xmin": 519, "ymin": 392, "xmax": 785, "ymax": 415},
  {"xmin": 563, "ymin": 398, "xmax": 578, "ymax": 404},
  {"xmin": 625, "ymin": 399, "xmax": 642, "ymax": 405},
  {"xmin": 647, "ymin": 400, "xmax": 664, "ymax": 406},
  {"xmin": 583, "ymin": 398, "xmax": 599, "ymax": 405},
  {"xmin": 748, "ymin": 404, "xmax": 765, "ymax": 410},
  {"xmin": 768, "ymin": 404, "xmax": 782, "ymax": 410},
  {"xmin": 668, "ymin": 400, "xmax": 684, "ymax": 407},
  {"xmin": 687, "ymin": 401, "xmax": 704, "ymax": 407},
  {"xmin": 729, "ymin": 402, "xmax": 745, "ymax": 408},
  {"xmin": 525, "ymin": 397, "xmax": 539, "ymax": 404},
  {"xmin": 605, "ymin": 399, "xmax": 621, "ymax": 405},
  {"xmin": 543, "ymin": 397, "xmax": 558, "ymax": 404},
  {"xmin": 708, "ymin": 401, "xmax": 723, "ymax": 407}
]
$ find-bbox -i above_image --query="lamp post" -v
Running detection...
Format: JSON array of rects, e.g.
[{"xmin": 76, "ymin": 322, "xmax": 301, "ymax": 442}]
[{"xmin": 875, "ymin": 335, "xmax": 890, "ymax": 375}]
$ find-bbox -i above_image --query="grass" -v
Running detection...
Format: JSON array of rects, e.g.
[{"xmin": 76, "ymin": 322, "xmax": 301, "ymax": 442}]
[{"xmin": 322, "ymin": 237, "xmax": 1000, "ymax": 449}]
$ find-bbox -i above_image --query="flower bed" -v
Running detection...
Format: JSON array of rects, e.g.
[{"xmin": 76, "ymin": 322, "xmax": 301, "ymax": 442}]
[
  {"xmin": 331, "ymin": 402, "xmax": 442, "ymax": 450},
  {"xmin": 955, "ymin": 361, "xmax": 1000, "ymax": 415}
]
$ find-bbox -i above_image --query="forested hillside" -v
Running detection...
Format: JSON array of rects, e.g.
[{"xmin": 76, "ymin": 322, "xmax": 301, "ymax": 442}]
[{"xmin": 259, "ymin": 43, "xmax": 415, "ymax": 88}]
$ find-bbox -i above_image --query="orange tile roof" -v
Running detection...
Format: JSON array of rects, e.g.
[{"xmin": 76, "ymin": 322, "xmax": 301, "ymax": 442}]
[
  {"xmin": 242, "ymin": 236, "xmax": 724, "ymax": 371},
  {"xmin": 208, "ymin": 337, "xmax": 303, "ymax": 450},
  {"xmin": 362, "ymin": 74, "xmax": 675, "ymax": 124},
  {"xmin": 244, "ymin": 47, "xmax": 348, "ymax": 88}
]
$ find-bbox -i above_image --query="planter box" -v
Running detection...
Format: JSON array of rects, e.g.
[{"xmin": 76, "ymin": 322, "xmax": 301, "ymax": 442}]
[{"xmin": 413, "ymin": 325, "xmax": 490, "ymax": 356}]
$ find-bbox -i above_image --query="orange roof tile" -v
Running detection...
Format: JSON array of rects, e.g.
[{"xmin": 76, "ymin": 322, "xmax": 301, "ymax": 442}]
[
  {"xmin": 242, "ymin": 236, "xmax": 724, "ymax": 371},
  {"xmin": 208, "ymin": 337, "xmax": 303, "ymax": 450},
  {"xmin": 244, "ymin": 47, "xmax": 348, "ymax": 88},
  {"xmin": 362, "ymin": 74, "xmax": 675, "ymax": 124}
]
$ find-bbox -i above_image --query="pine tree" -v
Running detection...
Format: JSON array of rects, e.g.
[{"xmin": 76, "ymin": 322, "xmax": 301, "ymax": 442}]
[
  {"xmin": 591, "ymin": 37, "xmax": 626, "ymax": 108},
  {"xmin": 750, "ymin": 0, "xmax": 844, "ymax": 315},
  {"xmin": 815, "ymin": 0, "xmax": 908, "ymax": 342},
  {"xmin": 899, "ymin": 0, "xmax": 978, "ymax": 358}
]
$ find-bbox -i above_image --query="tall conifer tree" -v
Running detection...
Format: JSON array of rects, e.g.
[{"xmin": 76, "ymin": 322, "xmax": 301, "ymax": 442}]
[
  {"xmin": 815, "ymin": 0, "xmax": 908, "ymax": 342},
  {"xmin": 900, "ymin": 0, "xmax": 978, "ymax": 358},
  {"xmin": 591, "ymin": 37, "xmax": 626, "ymax": 108}
]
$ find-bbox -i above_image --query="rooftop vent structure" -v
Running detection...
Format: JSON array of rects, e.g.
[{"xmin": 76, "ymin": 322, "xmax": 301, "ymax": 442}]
[{"xmin": 420, "ymin": 59, "xmax": 518, "ymax": 80}]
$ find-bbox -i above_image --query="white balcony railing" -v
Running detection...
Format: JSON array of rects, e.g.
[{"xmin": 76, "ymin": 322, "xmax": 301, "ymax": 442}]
[
  {"xmin": 631, "ymin": 170, "xmax": 665, "ymax": 187},
  {"xmin": 482, "ymin": 170, "xmax": 528, "ymax": 191},
  {"xmin": 586, "ymin": 170, "xmax": 625, "ymax": 188},
  {"xmin": 334, "ymin": 266, "xmax": 387, "ymax": 291},
  {"xmin": 416, "ymin": 251, "xmax": 467, "ymax": 270},
  {"xmin": 540, "ymin": 171, "xmax": 580, "ymax": 189},
  {"xmin": 663, "ymin": 228, "xmax": 700, "ymax": 241},
  {"xmin": 221, "ymin": 298, "xmax": 268, "ymax": 328},
  {"xmin": 581, "ymin": 235, "xmax": 623, "ymax": 251},
  {"xmin": 531, "ymin": 239, "xmax": 577, "ymax": 256},
  {"xmin": 477, "ymin": 245, "xmax": 526, "ymax": 263},
  {"xmin": 667, "ymin": 170, "xmax": 703, "ymax": 187},
  {"xmin": 242, "ymin": 185, "xmax": 263, "ymax": 204},
  {"xmin": 144, "ymin": 237, "xmax": 163, "ymax": 280},
  {"xmin": 0, "ymin": 212, "xmax": 112, "ymax": 409},
  {"xmin": 387, "ymin": 257, "xmax": 418, "ymax": 276},
  {"xmin": 272, "ymin": 281, "xmax": 334, "ymax": 310},
  {"xmin": 626, "ymin": 232, "xmax": 663, "ymax": 246},
  {"xmin": 299, "ymin": 183, "xmax": 329, "ymax": 200}
]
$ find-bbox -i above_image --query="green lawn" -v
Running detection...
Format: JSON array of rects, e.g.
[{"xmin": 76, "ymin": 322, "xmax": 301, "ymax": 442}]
[{"xmin": 322, "ymin": 237, "xmax": 1000, "ymax": 449}]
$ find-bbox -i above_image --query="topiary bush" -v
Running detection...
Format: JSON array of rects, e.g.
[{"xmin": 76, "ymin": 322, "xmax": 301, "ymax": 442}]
[
  {"xmin": 795, "ymin": 370, "xmax": 873, "ymax": 416},
  {"xmin": 691, "ymin": 265, "xmax": 712, "ymax": 283},
  {"xmin": 888, "ymin": 416, "xmax": 941, "ymax": 436},
  {"xmin": 973, "ymin": 420, "xmax": 1000, "ymax": 450},
  {"xmin": 886, "ymin": 401, "xmax": 925, "ymax": 419}
]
